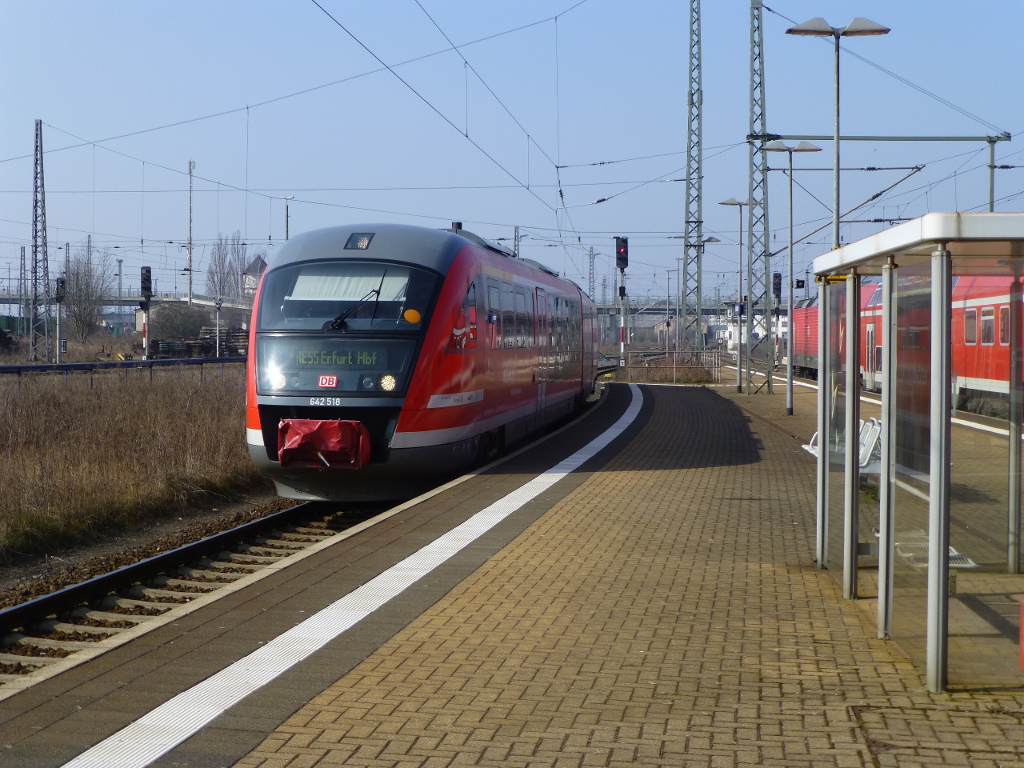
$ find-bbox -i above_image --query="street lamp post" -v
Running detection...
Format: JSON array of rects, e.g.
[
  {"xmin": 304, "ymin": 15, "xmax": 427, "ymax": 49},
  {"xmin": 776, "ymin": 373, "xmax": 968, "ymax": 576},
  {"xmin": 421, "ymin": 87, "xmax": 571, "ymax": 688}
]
[
  {"xmin": 720, "ymin": 199, "xmax": 749, "ymax": 393},
  {"xmin": 761, "ymin": 140, "xmax": 821, "ymax": 416},
  {"xmin": 786, "ymin": 17, "xmax": 889, "ymax": 250}
]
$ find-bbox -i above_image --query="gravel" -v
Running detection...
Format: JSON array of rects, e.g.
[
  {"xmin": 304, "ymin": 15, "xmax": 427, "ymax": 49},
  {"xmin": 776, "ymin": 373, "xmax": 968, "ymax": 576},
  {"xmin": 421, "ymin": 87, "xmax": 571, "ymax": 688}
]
[{"xmin": 0, "ymin": 493, "xmax": 297, "ymax": 611}]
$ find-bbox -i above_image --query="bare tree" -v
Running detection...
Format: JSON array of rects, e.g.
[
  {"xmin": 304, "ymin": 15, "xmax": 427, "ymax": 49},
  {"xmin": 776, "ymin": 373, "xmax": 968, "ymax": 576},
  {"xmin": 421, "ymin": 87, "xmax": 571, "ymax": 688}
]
[
  {"xmin": 206, "ymin": 230, "xmax": 245, "ymax": 299},
  {"xmin": 64, "ymin": 247, "xmax": 115, "ymax": 343},
  {"xmin": 149, "ymin": 302, "xmax": 209, "ymax": 339}
]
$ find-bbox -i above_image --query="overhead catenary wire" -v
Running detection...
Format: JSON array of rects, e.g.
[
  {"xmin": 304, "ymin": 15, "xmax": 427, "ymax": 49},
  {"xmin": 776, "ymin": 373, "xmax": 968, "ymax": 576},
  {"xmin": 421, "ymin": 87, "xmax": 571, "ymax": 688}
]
[
  {"xmin": 412, "ymin": 0, "xmax": 563, "ymax": 172},
  {"xmin": 762, "ymin": 4, "xmax": 1009, "ymax": 137},
  {"xmin": 7, "ymin": 5, "xmax": 1014, "ymax": 286},
  {"xmin": 0, "ymin": 7, "xmax": 588, "ymax": 167},
  {"xmin": 308, "ymin": 0, "xmax": 558, "ymax": 217},
  {"xmin": 408, "ymin": 0, "xmax": 587, "ymax": 273},
  {"xmin": 3, "ymin": 5, "xmax": 708, "ymax": 273}
]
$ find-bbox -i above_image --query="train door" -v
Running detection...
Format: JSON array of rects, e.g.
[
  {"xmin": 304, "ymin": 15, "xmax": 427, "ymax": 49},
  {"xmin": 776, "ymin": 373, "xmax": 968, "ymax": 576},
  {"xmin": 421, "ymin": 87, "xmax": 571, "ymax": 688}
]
[
  {"xmin": 485, "ymin": 279, "xmax": 502, "ymax": 400},
  {"xmin": 864, "ymin": 324, "xmax": 877, "ymax": 391},
  {"xmin": 536, "ymin": 287, "xmax": 548, "ymax": 416}
]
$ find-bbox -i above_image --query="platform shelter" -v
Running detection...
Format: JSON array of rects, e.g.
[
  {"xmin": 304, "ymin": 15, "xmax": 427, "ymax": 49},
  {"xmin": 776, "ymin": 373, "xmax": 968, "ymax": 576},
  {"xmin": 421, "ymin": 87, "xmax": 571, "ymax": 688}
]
[{"xmin": 812, "ymin": 212, "xmax": 1024, "ymax": 692}]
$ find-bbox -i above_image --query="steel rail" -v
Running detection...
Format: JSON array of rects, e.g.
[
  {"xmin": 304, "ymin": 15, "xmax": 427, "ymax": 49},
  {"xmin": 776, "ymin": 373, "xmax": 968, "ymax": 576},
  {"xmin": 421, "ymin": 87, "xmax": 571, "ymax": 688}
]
[{"xmin": 0, "ymin": 500, "xmax": 317, "ymax": 634}]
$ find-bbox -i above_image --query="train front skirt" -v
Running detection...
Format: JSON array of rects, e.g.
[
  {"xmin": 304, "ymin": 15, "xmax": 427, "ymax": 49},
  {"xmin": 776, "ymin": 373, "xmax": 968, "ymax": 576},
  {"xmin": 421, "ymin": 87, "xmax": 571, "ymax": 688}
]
[{"xmin": 277, "ymin": 419, "xmax": 371, "ymax": 470}]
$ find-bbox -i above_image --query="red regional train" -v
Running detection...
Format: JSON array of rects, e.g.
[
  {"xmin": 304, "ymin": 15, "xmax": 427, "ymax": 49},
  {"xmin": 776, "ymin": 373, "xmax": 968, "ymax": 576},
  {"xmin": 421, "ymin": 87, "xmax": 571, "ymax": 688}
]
[
  {"xmin": 790, "ymin": 275, "xmax": 1024, "ymax": 417},
  {"xmin": 245, "ymin": 223, "xmax": 598, "ymax": 501}
]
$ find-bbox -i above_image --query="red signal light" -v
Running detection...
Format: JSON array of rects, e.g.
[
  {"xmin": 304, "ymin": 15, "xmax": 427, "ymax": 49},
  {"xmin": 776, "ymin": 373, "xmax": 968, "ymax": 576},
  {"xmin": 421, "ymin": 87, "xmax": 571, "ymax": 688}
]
[{"xmin": 615, "ymin": 236, "xmax": 628, "ymax": 269}]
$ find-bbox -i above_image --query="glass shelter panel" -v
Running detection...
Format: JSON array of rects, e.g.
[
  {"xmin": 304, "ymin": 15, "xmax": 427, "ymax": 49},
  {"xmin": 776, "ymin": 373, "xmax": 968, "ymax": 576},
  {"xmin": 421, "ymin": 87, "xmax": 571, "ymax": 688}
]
[
  {"xmin": 824, "ymin": 280, "xmax": 847, "ymax": 574},
  {"xmin": 890, "ymin": 262, "xmax": 933, "ymax": 664},
  {"xmin": 858, "ymin": 279, "xmax": 883, "ymax": 599},
  {"xmin": 945, "ymin": 268, "xmax": 1024, "ymax": 688}
]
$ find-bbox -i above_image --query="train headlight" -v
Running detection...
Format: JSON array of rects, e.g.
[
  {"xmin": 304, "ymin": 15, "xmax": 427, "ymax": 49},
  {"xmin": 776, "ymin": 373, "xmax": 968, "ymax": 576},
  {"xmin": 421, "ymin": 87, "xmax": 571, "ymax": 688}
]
[
  {"xmin": 380, "ymin": 374, "xmax": 397, "ymax": 392},
  {"xmin": 360, "ymin": 375, "xmax": 376, "ymax": 390},
  {"xmin": 268, "ymin": 367, "xmax": 287, "ymax": 390}
]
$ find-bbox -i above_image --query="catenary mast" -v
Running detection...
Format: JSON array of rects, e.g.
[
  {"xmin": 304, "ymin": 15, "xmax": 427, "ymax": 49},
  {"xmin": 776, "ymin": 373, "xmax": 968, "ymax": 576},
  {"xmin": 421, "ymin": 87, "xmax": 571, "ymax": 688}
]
[
  {"xmin": 746, "ymin": 0, "xmax": 772, "ymax": 392},
  {"xmin": 681, "ymin": 0, "xmax": 703, "ymax": 350},
  {"xmin": 30, "ymin": 119, "xmax": 52, "ymax": 363}
]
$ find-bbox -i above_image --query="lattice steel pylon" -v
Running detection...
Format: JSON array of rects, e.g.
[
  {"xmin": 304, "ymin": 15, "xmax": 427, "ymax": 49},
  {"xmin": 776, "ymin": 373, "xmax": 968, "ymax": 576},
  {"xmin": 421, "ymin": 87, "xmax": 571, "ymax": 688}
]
[
  {"xmin": 30, "ymin": 119, "xmax": 52, "ymax": 363},
  {"xmin": 681, "ymin": 0, "xmax": 703, "ymax": 349},
  {"xmin": 746, "ymin": 0, "xmax": 772, "ymax": 392},
  {"xmin": 588, "ymin": 246, "xmax": 595, "ymax": 300}
]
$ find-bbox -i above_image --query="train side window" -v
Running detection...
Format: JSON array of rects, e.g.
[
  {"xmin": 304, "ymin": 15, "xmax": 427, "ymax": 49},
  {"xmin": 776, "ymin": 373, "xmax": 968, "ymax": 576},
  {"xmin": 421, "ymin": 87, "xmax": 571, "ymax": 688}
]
[
  {"xmin": 502, "ymin": 282, "xmax": 515, "ymax": 349},
  {"xmin": 981, "ymin": 307, "xmax": 995, "ymax": 345},
  {"xmin": 964, "ymin": 308, "xmax": 977, "ymax": 344},
  {"xmin": 1000, "ymin": 306, "xmax": 1010, "ymax": 345},
  {"xmin": 487, "ymin": 282, "xmax": 501, "ymax": 350},
  {"xmin": 547, "ymin": 296, "xmax": 557, "ymax": 370},
  {"xmin": 514, "ymin": 286, "xmax": 529, "ymax": 348}
]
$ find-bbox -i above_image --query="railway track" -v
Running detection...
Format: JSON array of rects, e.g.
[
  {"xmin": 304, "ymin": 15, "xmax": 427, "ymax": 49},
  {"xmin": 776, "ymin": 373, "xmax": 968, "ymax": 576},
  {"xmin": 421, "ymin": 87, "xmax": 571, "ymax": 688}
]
[
  {"xmin": 0, "ymin": 501, "xmax": 384, "ymax": 700},
  {"xmin": 0, "ymin": 388, "xmax": 611, "ymax": 702}
]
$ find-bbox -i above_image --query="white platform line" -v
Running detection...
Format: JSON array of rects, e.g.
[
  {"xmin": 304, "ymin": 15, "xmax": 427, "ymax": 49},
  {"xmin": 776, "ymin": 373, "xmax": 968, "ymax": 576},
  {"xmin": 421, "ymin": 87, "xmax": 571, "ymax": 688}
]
[{"xmin": 61, "ymin": 384, "xmax": 643, "ymax": 768}]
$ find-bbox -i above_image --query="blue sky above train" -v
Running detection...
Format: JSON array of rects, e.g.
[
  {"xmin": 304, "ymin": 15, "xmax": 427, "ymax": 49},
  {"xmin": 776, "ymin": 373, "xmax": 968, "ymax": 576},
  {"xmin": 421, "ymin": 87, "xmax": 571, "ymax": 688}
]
[{"xmin": 0, "ymin": 1, "xmax": 1020, "ymax": 303}]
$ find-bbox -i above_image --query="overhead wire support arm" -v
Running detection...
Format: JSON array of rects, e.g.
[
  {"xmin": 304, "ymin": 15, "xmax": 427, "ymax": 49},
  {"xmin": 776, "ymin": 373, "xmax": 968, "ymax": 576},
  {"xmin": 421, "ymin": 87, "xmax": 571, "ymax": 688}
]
[
  {"xmin": 767, "ymin": 133, "xmax": 1012, "ymax": 143},
  {"xmin": 767, "ymin": 133, "xmax": 1012, "ymax": 213}
]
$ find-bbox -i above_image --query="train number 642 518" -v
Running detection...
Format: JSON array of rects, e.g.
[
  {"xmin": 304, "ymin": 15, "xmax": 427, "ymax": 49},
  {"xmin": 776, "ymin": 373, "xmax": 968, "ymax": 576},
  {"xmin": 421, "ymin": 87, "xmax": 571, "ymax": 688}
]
[{"xmin": 309, "ymin": 397, "xmax": 343, "ymax": 407}]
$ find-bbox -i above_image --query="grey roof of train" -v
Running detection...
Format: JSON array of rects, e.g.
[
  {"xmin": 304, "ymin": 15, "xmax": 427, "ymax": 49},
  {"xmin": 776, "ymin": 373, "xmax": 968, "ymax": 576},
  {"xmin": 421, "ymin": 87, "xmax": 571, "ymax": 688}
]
[{"xmin": 265, "ymin": 223, "xmax": 502, "ymax": 275}]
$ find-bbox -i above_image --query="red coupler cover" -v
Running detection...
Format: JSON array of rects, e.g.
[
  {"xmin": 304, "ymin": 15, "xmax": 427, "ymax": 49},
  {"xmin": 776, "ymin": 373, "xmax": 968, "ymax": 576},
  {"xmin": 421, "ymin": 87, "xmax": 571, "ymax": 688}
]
[{"xmin": 277, "ymin": 419, "xmax": 371, "ymax": 469}]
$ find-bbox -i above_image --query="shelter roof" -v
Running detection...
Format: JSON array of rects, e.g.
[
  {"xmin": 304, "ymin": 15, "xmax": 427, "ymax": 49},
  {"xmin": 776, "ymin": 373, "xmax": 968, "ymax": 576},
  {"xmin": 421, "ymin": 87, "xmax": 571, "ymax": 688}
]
[{"xmin": 812, "ymin": 212, "xmax": 1024, "ymax": 277}]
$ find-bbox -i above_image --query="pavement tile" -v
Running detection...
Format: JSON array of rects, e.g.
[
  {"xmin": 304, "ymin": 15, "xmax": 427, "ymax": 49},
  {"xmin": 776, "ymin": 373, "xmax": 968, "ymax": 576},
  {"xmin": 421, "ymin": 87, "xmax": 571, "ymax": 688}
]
[{"xmin": 227, "ymin": 384, "xmax": 1024, "ymax": 768}]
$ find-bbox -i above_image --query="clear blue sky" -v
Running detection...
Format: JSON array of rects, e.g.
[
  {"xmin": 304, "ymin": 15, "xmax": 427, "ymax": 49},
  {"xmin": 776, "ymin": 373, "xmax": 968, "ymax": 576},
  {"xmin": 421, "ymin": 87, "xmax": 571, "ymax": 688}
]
[{"xmin": 1, "ymin": 1, "xmax": 1021, "ymax": 304}]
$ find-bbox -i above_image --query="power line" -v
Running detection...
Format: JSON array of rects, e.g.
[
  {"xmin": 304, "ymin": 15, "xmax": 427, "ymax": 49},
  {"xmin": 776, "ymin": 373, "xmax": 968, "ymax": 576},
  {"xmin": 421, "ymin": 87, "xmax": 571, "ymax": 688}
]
[
  {"xmin": 308, "ymin": 0, "xmax": 557, "ymax": 215},
  {"xmin": 763, "ymin": 4, "xmax": 1009, "ymax": 136},
  {"xmin": 0, "ymin": 8, "xmax": 584, "ymax": 167},
  {"xmin": 0, "ymin": 178, "xmax": 687, "ymax": 194},
  {"xmin": 413, "ymin": 0, "xmax": 562, "ymax": 171}
]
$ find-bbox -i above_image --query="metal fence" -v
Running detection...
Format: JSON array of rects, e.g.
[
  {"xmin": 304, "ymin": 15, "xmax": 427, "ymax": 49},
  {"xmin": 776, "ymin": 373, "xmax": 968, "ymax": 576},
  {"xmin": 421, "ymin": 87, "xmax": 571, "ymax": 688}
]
[
  {"xmin": 0, "ymin": 357, "xmax": 246, "ymax": 388},
  {"xmin": 621, "ymin": 349, "xmax": 723, "ymax": 384}
]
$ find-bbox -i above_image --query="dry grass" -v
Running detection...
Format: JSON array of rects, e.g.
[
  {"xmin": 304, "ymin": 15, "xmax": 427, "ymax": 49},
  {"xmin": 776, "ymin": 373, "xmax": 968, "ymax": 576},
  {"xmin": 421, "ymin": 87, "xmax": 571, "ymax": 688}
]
[
  {"xmin": 0, "ymin": 363, "xmax": 267, "ymax": 559},
  {"xmin": 623, "ymin": 364, "xmax": 720, "ymax": 385},
  {"xmin": 648, "ymin": 367, "xmax": 717, "ymax": 384}
]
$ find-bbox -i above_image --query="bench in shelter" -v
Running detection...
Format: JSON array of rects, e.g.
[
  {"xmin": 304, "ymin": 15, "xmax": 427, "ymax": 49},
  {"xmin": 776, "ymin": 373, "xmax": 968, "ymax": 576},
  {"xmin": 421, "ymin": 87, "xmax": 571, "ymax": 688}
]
[{"xmin": 802, "ymin": 418, "xmax": 881, "ymax": 475}]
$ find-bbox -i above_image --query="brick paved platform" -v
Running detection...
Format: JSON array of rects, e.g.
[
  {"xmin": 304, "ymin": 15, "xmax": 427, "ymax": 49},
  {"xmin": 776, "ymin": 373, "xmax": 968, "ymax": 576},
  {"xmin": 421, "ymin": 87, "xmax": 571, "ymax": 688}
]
[{"xmin": 232, "ymin": 382, "xmax": 1024, "ymax": 768}]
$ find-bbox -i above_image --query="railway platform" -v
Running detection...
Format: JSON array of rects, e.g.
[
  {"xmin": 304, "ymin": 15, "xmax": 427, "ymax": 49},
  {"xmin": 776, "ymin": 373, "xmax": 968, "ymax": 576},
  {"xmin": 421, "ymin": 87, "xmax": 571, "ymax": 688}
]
[{"xmin": 4, "ymin": 381, "xmax": 1024, "ymax": 767}]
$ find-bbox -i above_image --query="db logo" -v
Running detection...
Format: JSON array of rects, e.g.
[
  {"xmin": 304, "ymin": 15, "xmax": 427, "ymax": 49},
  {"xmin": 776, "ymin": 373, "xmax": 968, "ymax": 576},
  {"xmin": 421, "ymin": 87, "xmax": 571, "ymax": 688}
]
[{"xmin": 317, "ymin": 375, "xmax": 338, "ymax": 388}]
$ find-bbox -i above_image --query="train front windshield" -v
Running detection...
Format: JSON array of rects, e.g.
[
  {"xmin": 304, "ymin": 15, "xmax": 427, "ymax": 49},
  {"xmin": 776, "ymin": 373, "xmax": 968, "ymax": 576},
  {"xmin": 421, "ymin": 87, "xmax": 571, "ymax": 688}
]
[{"xmin": 255, "ymin": 260, "xmax": 439, "ymax": 396}]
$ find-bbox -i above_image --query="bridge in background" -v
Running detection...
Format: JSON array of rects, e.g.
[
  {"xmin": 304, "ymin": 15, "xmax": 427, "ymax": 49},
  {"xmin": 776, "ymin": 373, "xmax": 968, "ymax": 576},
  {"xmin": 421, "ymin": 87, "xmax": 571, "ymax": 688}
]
[{"xmin": 0, "ymin": 294, "xmax": 252, "ymax": 312}]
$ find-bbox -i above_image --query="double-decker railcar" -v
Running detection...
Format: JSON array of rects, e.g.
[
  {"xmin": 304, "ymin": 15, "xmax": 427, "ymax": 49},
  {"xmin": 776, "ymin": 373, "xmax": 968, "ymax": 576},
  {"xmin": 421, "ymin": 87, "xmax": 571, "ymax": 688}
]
[
  {"xmin": 245, "ymin": 223, "xmax": 597, "ymax": 501},
  {"xmin": 789, "ymin": 275, "xmax": 1024, "ymax": 419}
]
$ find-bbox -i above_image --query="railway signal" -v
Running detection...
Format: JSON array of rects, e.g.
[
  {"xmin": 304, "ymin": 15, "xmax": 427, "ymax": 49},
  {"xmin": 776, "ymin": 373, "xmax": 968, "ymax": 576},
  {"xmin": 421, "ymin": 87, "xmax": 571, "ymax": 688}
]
[
  {"xmin": 614, "ymin": 237, "xmax": 629, "ymax": 366},
  {"xmin": 614, "ymin": 237, "xmax": 628, "ymax": 270},
  {"xmin": 140, "ymin": 266, "xmax": 152, "ymax": 359}
]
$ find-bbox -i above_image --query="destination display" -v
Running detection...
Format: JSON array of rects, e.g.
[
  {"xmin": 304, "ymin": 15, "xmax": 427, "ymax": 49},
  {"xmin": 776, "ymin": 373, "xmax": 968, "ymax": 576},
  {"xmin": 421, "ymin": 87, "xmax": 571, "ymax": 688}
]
[
  {"xmin": 256, "ymin": 336, "xmax": 416, "ymax": 395},
  {"xmin": 294, "ymin": 347, "xmax": 384, "ymax": 368}
]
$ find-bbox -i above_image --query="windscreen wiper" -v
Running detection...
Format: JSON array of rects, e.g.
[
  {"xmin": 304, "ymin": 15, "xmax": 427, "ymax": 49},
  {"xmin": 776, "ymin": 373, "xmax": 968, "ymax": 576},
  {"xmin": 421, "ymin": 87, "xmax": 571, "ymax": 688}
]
[{"xmin": 327, "ymin": 289, "xmax": 380, "ymax": 331}]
